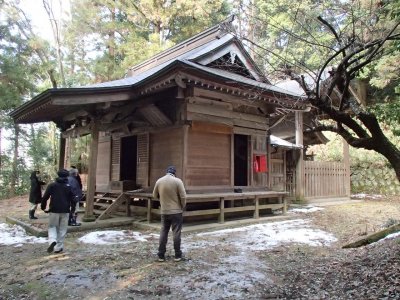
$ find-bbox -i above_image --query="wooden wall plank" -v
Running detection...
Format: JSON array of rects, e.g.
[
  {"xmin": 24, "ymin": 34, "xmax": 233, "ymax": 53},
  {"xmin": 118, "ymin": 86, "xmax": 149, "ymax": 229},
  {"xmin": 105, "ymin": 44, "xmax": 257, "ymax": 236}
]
[
  {"xmin": 186, "ymin": 127, "xmax": 231, "ymax": 187},
  {"xmin": 111, "ymin": 138, "xmax": 121, "ymax": 181},
  {"xmin": 191, "ymin": 120, "xmax": 233, "ymax": 134},
  {"xmin": 96, "ymin": 135, "xmax": 111, "ymax": 190},
  {"xmin": 192, "ymin": 87, "xmax": 268, "ymax": 110},
  {"xmin": 187, "ymin": 103, "xmax": 267, "ymax": 125},
  {"xmin": 136, "ymin": 133, "xmax": 149, "ymax": 188},
  {"xmin": 150, "ymin": 128, "xmax": 183, "ymax": 186},
  {"xmin": 187, "ymin": 111, "xmax": 234, "ymax": 127}
]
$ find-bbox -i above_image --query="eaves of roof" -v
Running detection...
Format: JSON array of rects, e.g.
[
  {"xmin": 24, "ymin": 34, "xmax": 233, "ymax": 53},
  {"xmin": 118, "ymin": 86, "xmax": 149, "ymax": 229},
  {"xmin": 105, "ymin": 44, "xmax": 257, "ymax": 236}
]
[
  {"xmin": 178, "ymin": 60, "xmax": 304, "ymax": 98},
  {"xmin": 10, "ymin": 59, "xmax": 308, "ymax": 122},
  {"xmin": 81, "ymin": 58, "xmax": 305, "ymax": 100},
  {"xmin": 9, "ymin": 85, "xmax": 133, "ymax": 120},
  {"xmin": 270, "ymin": 135, "xmax": 303, "ymax": 149}
]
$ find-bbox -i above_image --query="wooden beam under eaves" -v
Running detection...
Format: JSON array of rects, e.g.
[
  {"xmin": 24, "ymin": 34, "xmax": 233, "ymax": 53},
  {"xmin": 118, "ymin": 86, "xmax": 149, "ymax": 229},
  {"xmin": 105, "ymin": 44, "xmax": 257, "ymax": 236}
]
[
  {"xmin": 101, "ymin": 119, "xmax": 149, "ymax": 133},
  {"xmin": 62, "ymin": 124, "xmax": 91, "ymax": 138},
  {"xmin": 62, "ymin": 109, "xmax": 91, "ymax": 122},
  {"xmin": 52, "ymin": 91, "xmax": 133, "ymax": 105}
]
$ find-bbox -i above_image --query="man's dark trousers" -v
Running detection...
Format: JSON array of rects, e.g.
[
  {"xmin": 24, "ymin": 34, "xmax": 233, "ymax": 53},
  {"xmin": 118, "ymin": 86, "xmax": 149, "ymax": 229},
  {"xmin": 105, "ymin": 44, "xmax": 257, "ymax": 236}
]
[{"xmin": 158, "ymin": 213, "xmax": 183, "ymax": 258}]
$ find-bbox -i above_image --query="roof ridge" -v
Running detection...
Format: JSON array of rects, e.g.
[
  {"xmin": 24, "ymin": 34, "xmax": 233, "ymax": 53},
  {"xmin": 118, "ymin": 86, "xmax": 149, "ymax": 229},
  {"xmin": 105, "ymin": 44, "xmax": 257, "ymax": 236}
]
[{"xmin": 126, "ymin": 16, "xmax": 235, "ymax": 77}]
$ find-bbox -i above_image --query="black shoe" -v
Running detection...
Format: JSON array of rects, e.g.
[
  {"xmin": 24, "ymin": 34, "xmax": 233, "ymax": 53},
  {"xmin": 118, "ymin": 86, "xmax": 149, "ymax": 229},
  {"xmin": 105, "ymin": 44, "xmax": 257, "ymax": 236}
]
[
  {"xmin": 47, "ymin": 241, "xmax": 56, "ymax": 253},
  {"xmin": 71, "ymin": 222, "xmax": 81, "ymax": 226},
  {"xmin": 158, "ymin": 256, "xmax": 166, "ymax": 262},
  {"xmin": 29, "ymin": 210, "xmax": 38, "ymax": 219},
  {"xmin": 54, "ymin": 248, "xmax": 63, "ymax": 253}
]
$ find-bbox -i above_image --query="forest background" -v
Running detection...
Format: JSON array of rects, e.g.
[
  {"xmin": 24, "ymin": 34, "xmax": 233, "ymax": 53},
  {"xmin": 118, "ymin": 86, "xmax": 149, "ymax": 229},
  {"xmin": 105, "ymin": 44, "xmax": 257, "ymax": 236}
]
[{"xmin": 0, "ymin": 0, "xmax": 399, "ymax": 199}]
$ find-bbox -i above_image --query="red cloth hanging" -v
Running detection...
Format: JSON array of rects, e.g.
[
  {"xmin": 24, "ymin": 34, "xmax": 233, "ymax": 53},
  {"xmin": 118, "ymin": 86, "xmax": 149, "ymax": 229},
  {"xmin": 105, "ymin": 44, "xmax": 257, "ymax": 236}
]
[{"xmin": 253, "ymin": 155, "xmax": 267, "ymax": 172}]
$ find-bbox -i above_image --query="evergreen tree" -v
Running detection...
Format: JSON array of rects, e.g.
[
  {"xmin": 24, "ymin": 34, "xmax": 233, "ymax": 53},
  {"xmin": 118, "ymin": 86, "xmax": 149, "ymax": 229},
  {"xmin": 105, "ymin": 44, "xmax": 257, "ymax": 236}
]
[
  {"xmin": 0, "ymin": 1, "xmax": 56, "ymax": 197},
  {"xmin": 62, "ymin": 0, "xmax": 230, "ymax": 83}
]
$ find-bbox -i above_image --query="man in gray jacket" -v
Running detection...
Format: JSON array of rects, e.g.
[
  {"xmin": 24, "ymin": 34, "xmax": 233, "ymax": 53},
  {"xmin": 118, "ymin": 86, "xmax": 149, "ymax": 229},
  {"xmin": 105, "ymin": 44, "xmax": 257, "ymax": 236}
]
[{"xmin": 153, "ymin": 166, "xmax": 186, "ymax": 262}]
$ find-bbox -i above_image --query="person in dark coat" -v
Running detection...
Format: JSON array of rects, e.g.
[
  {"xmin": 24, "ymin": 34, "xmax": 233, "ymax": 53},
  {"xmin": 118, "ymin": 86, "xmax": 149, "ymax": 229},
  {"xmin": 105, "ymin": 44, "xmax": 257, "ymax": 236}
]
[
  {"xmin": 68, "ymin": 168, "xmax": 82, "ymax": 226},
  {"xmin": 71, "ymin": 165, "xmax": 86, "ymax": 204},
  {"xmin": 28, "ymin": 170, "xmax": 46, "ymax": 219},
  {"xmin": 70, "ymin": 166, "xmax": 83, "ymax": 190},
  {"xmin": 41, "ymin": 169, "xmax": 75, "ymax": 254}
]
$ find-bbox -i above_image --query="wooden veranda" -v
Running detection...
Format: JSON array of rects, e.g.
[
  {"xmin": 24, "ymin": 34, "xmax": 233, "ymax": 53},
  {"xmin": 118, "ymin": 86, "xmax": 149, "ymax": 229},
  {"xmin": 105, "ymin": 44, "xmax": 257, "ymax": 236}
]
[{"xmin": 93, "ymin": 190, "xmax": 287, "ymax": 223}]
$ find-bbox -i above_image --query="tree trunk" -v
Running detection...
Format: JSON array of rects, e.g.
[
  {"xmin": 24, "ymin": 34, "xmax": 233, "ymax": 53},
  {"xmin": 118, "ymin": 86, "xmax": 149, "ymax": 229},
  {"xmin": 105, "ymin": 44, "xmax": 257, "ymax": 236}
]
[
  {"xmin": 0, "ymin": 127, "xmax": 2, "ymax": 172},
  {"xmin": 343, "ymin": 223, "xmax": 400, "ymax": 248},
  {"xmin": 43, "ymin": 0, "xmax": 66, "ymax": 86},
  {"xmin": 10, "ymin": 124, "xmax": 20, "ymax": 197},
  {"xmin": 108, "ymin": 6, "xmax": 116, "ymax": 81},
  {"xmin": 50, "ymin": 124, "xmax": 59, "ymax": 169},
  {"xmin": 373, "ymin": 135, "xmax": 400, "ymax": 182}
]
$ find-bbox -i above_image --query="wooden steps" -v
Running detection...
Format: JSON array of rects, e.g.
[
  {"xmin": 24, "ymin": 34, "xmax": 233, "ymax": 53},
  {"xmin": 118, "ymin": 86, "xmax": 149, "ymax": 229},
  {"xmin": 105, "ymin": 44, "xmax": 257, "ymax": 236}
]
[{"xmin": 92, "ymin": 192, "xmax": 131, "ymax": 220}]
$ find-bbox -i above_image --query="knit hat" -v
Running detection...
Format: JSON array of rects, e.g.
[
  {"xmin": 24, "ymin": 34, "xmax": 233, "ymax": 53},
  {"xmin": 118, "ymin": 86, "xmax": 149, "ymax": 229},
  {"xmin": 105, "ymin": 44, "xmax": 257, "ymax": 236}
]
[
  {"xmin": 166, "ymin": 166, "xmax": 176, "ymax": 175},
  {"xmin": 69, "ymin": 168, "xmax": 78, "ymax": 176},
  {"xmin": 57, "ymin": 169, "xmax": 69, "ymax": 178}
]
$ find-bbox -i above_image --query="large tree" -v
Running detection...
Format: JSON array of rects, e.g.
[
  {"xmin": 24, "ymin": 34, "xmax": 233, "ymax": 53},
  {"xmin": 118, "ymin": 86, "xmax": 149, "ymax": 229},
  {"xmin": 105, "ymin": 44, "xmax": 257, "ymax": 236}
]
[
  {"xmin": 62, "ymin": 0, "xmax": 230, "ymax": 83},
  {"xmin": 0, "ymin": 1, "xmax": 58, "ymax": 197},
  {"xmin": 234, "ymin": 0, "xmax": 400, "ymax": 181}
]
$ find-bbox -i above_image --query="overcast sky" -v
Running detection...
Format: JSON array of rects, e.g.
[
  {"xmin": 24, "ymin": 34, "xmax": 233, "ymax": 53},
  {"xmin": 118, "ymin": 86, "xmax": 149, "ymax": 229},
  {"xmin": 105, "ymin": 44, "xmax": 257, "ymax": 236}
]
[{"xmin": 20, "ymin": 0, "xmax": 70, "ymax": 42}]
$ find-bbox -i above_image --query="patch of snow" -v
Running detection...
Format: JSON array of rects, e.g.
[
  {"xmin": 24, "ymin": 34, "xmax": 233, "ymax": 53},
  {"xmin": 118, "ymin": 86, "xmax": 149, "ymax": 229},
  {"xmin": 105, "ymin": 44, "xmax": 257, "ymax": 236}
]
[
  {"xmin": 289, "ymin": 205, "xmax": 324, "ymax": 213},
  {"xmin": 381, "ymin": 231, "xmax": 400, "ymax": 241},
  {"xmin": 1, "ymin": 218, "xmax": 337, "ymax": 251},
  {"xmin": 78, "ymin": 230, "xmax": 158, "ymax": 245},
  {"xmin": 173, "ymin": 219, "xmax": 336, "ymax": 299},
  {"xmin": 352, "ymin": 193, "xmax": 384, "ymax": 200},
  {"xmin": 171, "ymin": 252, "xmax": 272, "ymax": 299},
  {"xmin": 185, "ymin": 219, "xmax": 337, "ymax": 251},
  {"xmin": 0, "ymin": 223, "xmax": 47, "ymax": 246}
]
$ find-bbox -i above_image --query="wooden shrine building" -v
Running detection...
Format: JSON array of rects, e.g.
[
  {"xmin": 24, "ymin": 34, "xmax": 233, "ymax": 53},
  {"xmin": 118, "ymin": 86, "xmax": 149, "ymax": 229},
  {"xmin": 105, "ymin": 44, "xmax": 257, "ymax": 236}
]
[{"xmin": 10, "ymin": 18, "xmax": 349, "ymax": 223}]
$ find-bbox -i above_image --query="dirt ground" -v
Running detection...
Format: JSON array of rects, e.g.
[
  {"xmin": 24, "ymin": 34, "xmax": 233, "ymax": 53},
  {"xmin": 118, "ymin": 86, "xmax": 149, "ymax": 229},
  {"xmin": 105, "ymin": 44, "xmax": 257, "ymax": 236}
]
[{"xmin": 0, "ymin": 195, "xmax": 399, "ymax": 300}]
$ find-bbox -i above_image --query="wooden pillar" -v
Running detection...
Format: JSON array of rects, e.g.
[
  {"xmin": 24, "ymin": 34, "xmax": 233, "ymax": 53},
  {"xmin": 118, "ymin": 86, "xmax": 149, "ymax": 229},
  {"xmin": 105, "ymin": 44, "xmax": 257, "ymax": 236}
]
[
  {"xmin": 125, "ymin": 195, "xmax": 131, "ymax": 217},
  {"xmin": 83, "ymin": 119, "xmax": 99, "ymax": 222},
  {"xmin": 182, "ymin": 125, "xmax": 188, "ymax": 185},
  {"xmin": 295, "ymin": 111, "xmax": 305, "ymax": 201},
  {"xmin": 249, "ymin": 135, "xmax": 253, "ymax": 186},
  {"xmin": 219, "ymin": 197, "xmax": 225, "ymax": 223},
  {"xmin": 58, "ymin": 135, "xmax": 66, "ymax": 170},
  {"xmin": 147, "ymin": 197, "xmax": 152, "ymax": 223},
  {"xmin": 281, "ymin": 196, "xmax": 287, "ymax": 213},
  {"xmin": 343, "ymin": 138, "xmax": 351, "ymax": 197},
  {"xmin": 254, "ymin": 196, "xmax": 259, "ymax": 219},
  {"xmin": 230, "ymin": 133, "xmax": 234, "ymax": 188},
  {"xmin": 64, "ymin": 136, "xmax": 71, "ymax": 168},
  {"xmin": 267, "ymin": 136, "xmax": 272, "ymax": 188}
]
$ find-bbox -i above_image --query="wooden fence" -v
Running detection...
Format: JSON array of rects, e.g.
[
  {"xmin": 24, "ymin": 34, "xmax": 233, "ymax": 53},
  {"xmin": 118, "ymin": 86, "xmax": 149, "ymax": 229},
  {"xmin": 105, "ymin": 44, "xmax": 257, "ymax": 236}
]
[{"xmin": 304, "ymin": 161, "xmax": 349, "ymax": 199}]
